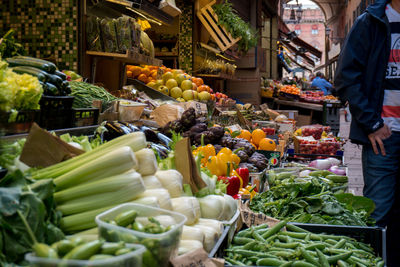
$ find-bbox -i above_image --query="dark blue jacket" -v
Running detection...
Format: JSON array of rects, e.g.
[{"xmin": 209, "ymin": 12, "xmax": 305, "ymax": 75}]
[
  {"xmin": 334, "ymin": 0, "xmax": 391, "ymax": 144},
  {"xmin": 311, "ymin": 76, "xmax": 333, "ymax": 95}
]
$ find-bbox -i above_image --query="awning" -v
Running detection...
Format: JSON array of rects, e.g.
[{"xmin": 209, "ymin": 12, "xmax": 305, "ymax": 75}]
[
  {"xmin": 279, "ymin": 30, "xmax": 322, "ymax": 59},
  {"xmin": 280, "ymin": 39, "xmax": 316, "ymax": 67},
  {"xmin": 286, "ymin": 54, "xmax": 313, "ymax": 72}
]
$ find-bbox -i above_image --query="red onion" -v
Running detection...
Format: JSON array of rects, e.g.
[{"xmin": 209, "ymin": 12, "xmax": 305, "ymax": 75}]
[{"xmin": 328, "ymin": 165, "xmax": 347, "ymax": 176}]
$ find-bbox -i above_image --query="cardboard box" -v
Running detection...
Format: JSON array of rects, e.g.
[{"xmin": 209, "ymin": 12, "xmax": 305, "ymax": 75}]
[
  {"xmin": 227, "ymin": 78, "xmax": 261, "ymax": 105},
  {"xmin": 297, "ymin": 115, "xmax": 312, "ymax": 127}
]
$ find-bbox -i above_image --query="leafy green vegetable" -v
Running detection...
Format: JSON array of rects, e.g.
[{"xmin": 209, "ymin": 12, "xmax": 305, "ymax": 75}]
[
  {"xmin": 0, "ymin": 171, "xmax": 64, "ymax": 265},
  {"xmin": 213, "ymin": 1, "xmax": 258, "ymax": 53},
  {"xmin": 249, "ymin": 176, "xmax": 374, "ymax": 226},
  {"xmin": 0, "ymin": 138, "xmax": 26, "ymax": 171}
]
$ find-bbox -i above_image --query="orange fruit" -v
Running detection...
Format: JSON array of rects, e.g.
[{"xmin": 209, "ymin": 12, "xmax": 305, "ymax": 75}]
[
  {"xmin": 141, "ymin": 68, "xmax": 151, "ymax": 77},
  {"xmin": 258, "ymin": 138, "xmax": 277, "ymax": 151},
  {"xmin": 126, "ymin": 70, "xmax": 133, "ymax": 78},
  {"xmin": 131, "ymin": 66, "xmax": 141, "ymax": 78},
  {"xmin": 238, "ymin": 130, "xmax": 252, "ymax": 141},
  {"xmin": 251, "ymin": 129, "xmax": 266, "ymax": 146},
  {"xmin": 151, "ymin": 70, "xmax": 158, "ymax": 79},
  {"xmin": 138, "ymin": 74, "xmax": 147, "ymax": 83}
]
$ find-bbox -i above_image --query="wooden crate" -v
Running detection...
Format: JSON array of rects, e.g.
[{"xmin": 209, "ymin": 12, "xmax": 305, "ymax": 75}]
[{"xmin": 196, "ymin": 0, "xmax": 241, "ymax": 52}]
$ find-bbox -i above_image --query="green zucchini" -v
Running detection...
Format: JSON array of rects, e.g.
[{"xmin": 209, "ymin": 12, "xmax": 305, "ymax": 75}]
[
  {"xmin": 11, "ymin": 66, "xmax": 48, "ymax": 82},
  {"xmin": 46, "ymin": 73, "xmax": 63, "ymax": 88},
  {"xmin": 45, "ymin": 82, "xmax": 60, "ymax": 96},
  {"xmin": 12, "ymin": 56, "xmax": 57, "ymax": 72},
  {"xmin": 55, "ymin": 70, "xmax": 67, "ymax": 80},
  {"xmin": 6, "ymin": 57, "xmax": 55, "ymax": 73}
]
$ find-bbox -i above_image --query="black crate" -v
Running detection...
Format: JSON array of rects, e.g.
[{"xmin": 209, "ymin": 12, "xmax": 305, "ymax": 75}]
[
  {"xmin": 39, "ymin": 95, "xmax": 74, "ymax": 110},
  {"xmin": 323, "ymin": 102, "xmax": 341, "ymax": 125},
  {"xmin": 72, "ymin": 108, "xmax": 99, "ymax": 127},
  {"xmin": 210, "ymin": 222, "xmax": 386, "ymax": 266},
  {"xmin": 0, "ymin": 110, "xmax": 40, "ymax": 134},
  {"xmin": 39, "ymin": 96, "xmax": 74, "ymax": 130}
]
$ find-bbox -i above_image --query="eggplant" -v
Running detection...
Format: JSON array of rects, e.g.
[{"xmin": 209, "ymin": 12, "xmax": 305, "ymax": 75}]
[
  {"xmin": 150, "ymin": 143, "xmax": 169, "ymax": 159},
  {"xmin": 157, "ymin": 133, "xmax": 172, "ymax": 147},
  {"xmin": 140, "ymin": 126, "xmax": 159, "ymax": 143},
  {"xmin": 112, "ymin": 122, "xmax": 134, "ymax": 134},
  {"xmin": 120, "ymin": 122, "xmax": 140, "ymax": 132}
]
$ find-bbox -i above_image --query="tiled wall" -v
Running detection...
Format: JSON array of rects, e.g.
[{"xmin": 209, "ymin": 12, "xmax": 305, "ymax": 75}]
[
  {"xmin": 0, "ymin": 0, "xmax": 79, "ymax": 71},
  {"xmin": 176, "ymin": 0, "xmax": 193, "ymax": 73}
]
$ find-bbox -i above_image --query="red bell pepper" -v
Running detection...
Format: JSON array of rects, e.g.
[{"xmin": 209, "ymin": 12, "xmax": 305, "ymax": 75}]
[
  {"xmin": 217, "ymin": 175, "xmax": 241, "ymax": 196},
  {"xmin": 236, "ymin": 167, "xmax": 249, "ymax": 187}
]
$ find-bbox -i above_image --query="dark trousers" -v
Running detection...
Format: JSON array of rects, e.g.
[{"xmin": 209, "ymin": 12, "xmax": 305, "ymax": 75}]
[{"xmin": 362, "ymin": 132, "xmax": 400, "ymax": 266}]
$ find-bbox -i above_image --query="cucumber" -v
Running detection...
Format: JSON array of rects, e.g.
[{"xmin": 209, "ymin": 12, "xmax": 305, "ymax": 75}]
[
  {"xmin": 62, "ymin": 80, "xmax": 71, "ymax": 95},
  {"xmin": 46, "ymin": 73, "xmax": 63, "ymax": 88},
  {"xmin": 12, "ymin": 56, "xmax": 57, "ymax": 73},
  {"xmin": 11, "ymin": 66, "xmax": 48, "ymax": 82},
  {"xmin": 6, "ymin": 57, "xmax": 55, "ymax": 73},
  {"xmin": 54, "ymin": 70, "xmax": 67, "ymax": 80},
  {"xmin": 45, "ymin": 82, "xmax": 60, "ymax": 96}
]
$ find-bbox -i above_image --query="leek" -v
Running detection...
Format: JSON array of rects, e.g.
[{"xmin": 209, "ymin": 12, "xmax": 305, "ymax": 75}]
[
  {"xmin": 155, "ymin": 170, "xmax": 183, "ymax": 198},
  {"xmin": 31, "ymin": 132, "xmax": 146, "ymax": 180},
  {"xmin": 54, "ymin": 171, "xmax": 142, "ymax": 203},
  {"xmin": 192, "ymin": 224, "xmax": 219, "ymax": 252},
  {"xmin": 131, "ymin": 196, "xmax": 160, "ymax": 207},
  {"xmin": 171, "ymin": 197, "xmax": 200, "ymax": 225},
  {"xmin": 54, "ymin": 146, "xmax": 138, "ymax": 190},
  {"xmin": 178, "ymin": 240, "xmax": 203, "ymax": 255},
  {"xmin": 182, "ymin": 226, "xmax": 205, "ymax": 243},
  {"xmin": 142, "ymin": 175, "xmax": 163, "ymax": 189},
  {"xmin": 57, "ymin": 177, "xmax": 145, "ymax": 215},
  {"xmin": 135, "ymin": 148, "xmax": 158, "ymax": 176},
  {"xmin": 139, "ymin": 189, "xmax": 172, "ymax": 210}
]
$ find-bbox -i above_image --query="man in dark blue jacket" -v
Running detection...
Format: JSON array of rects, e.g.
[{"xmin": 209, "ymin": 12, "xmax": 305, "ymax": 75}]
[{"xmin": 335, "ymin": 0, "xmax": 400, "ymax": 264}]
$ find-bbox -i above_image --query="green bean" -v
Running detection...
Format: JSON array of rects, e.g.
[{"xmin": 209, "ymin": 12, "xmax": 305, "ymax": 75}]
[
  {"xmin": 252, "ymin": 230, "xmax": 266, "ymax": 242},
  {"xmin": 233, "ymin": 237, "xmax": 254, "ymax": 245},
  {"xmin": 274, "ymin": 242, "xmax": 299, "ymax": 249},
  {"xmin": 316, "ymin": 248, "xmax": 329, "ymax": 267},
  {"xmin": 337, "ymin": 260, "xmax": 349, "ymax": 267},
  {"xmin": 299, "ymin": 247, "xmax": 319, "ymax": 265},
  {"xmin": 261, "ymin": 221, "xmax": 287, "ymax": 239},
  {"xmin": 327, "ymin": 252, "xmax": 353, "ymax": 264},
  {"xmin": 333, "ymin": 238, "xmax": 347, "ymax": 249},
  {"xmin": 286, "ymin": 224, "xmax": 310, "ymax": 233}
]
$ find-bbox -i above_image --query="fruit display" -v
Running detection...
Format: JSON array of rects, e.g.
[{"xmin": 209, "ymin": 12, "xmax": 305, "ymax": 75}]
[
  {"xmin": 126, "ymin": 65, "xmax": 217, "ymax": 102},
  {"xmin": 300, "ymin": 90, "xmax": 324, "ymax": 103},
  {"xmin": 325, "ymin": 94, "xmax": 339, "ymax": 101},
  {"xmin": 280, "ymin": 84, "xmax": 301, "ymax": 95},
  {"xmin": 197, "ymin": 58, "xmax": 237, "ymax": 76}
]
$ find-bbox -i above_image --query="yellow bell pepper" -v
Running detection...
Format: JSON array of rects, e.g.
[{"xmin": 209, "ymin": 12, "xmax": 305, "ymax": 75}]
[
  {"xmin": 206, "ymin": 147, "xmax": 242, "ymax": 177},
  {"xmin": 193, "ymin": 144, "xmax": 216, "ymax": 165},
  {"xmin": 206, "ymin": 156, "xmax": 224, "ymax": 176},
  {"xmin": 239, "ymin": 185, "xmax": 257, "ymax": 199}
]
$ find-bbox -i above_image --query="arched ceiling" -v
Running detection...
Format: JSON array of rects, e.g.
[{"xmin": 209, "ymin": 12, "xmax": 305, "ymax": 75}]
[{"xmin": 282, "ymin": 0, "xmax": 345, "ymax": 23}]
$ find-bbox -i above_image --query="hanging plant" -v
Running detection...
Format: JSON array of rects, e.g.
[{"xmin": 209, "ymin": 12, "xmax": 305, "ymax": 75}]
[{"xmin": 213, "ymin": 0, "xmax": 258, "ymax": 53}]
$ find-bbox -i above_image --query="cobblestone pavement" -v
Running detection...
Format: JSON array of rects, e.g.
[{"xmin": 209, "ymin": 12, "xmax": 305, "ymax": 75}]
[{"xmin": 339, "ymin": 110, "xmax": 364, "ymax": 196}]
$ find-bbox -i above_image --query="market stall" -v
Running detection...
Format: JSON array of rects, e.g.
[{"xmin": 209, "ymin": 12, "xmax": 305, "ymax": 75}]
[{"xmin": 0, "ymin": 0, "xmax": 388, "ymax": 266}]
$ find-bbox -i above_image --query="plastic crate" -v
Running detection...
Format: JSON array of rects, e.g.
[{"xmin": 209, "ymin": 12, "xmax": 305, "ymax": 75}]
[
  {"xmin": 323, "ymin": 102, "xmax": 341, "ymax": 132},
  {"xmin": 72, "ymin": 108, "xmax": 99, "ymax": 127},
  {"xmin": 25, "ymin": 243, "xmax": 146, "ymax": 267},
  {"xmin": 0, "ymin": 110, "xmax": 40, "ymax": 134},
  {"xmin": 96, "ymin": 203, "xmax": 186, "ymax": 267},
  {"xmin": 39, "ymin": 96, "xmax": 74, "ymax": 130},
  {"xmin": 209, "ymin": 222, "xmax": 386, "ymax": 266},
  {"xmin": 289, "ymin": 223, "xmax": 386, "ymax": 261}
]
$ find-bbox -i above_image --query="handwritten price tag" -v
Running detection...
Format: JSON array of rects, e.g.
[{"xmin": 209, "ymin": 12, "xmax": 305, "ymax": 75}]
[{"xmin": 170, "ymin": 248, "xmax": 224, "ymax": 267}]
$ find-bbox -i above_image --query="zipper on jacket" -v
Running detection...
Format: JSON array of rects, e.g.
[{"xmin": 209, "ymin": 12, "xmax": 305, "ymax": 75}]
[{"xmin": 378, "ymin": 16, "xmax": 391, "ymax": 114}]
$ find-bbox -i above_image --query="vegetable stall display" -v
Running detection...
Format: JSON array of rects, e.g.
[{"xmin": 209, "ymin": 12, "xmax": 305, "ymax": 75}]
[
  {"xmin": 224, "ymin": 221, "xmax": 384, "ymax": 266},
  {"xmin": 249, "ymin": 165, "xmax": 376, "ymax": 226}
]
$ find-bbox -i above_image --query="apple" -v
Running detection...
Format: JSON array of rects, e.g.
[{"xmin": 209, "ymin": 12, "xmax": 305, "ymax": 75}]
[
  {"xmin": 181, "ymin": 80, "xmax": 193, "ymax": 91},
  {"xmin": 176, "ymin": 97, "xmax": 185, "ymax": 102},
  {"xmin": 198, "ymin": 91, "xmax": 211, "ymax": 101},
  {"xmin": 170, "ymin": 87, "xmax": 183, "ymax": 99},
  {"xmin": 175, "ymin": 74, "xmax": 186, "ymax": 86},
  {"xmin": 192, "ymin": 83, "xmax": 198, "ymax": 92},
  {"xmin": 155, "ymin": 79, "xmax": 164, "ymax": 89},
  {"xmin": 165, "ymin": 79, "xmax": 178, "ymax": 90},
  {"xmin": 158, "ymin": 86, "xmax": 169, "ymax": 95},
  {"xmin": 182, "ymin": 90, "xmax": 195, "ymax": 101},
  {"xmin": 147, "ymin": 81, "xmax": 156, "ymax": 89},
  {"xmin": 162, "ymin": 72, "xmax": 174, "ymax": 83},
  {"xmin": 172, "ymin": 69, "xmax": 183, "ymax": 78},
  {"xmin": 193, "ymin": 91, "xmax": 198, "ymax": 100}
]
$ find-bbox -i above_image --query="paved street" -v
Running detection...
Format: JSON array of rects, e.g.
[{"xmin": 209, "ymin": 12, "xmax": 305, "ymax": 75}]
[{"xmin": 339, "ymin": 110, "xmax": 364, "ymax": 196}]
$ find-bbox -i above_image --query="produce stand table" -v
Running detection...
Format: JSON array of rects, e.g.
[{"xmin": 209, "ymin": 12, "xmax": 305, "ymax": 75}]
[{"xmin": 274, "ymin": 99, "xmax": 323, "ymax": 112}]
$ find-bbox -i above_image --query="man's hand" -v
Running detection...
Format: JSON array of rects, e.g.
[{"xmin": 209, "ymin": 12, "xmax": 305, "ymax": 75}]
[{"xmin": 368, "ymin": 124, "xmax": 392, "ymax": 156}]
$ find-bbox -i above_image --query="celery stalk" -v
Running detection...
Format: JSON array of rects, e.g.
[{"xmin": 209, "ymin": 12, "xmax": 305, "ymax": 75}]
[
  {"xmin": 31, "ymin": 132, "xmax": 146, "ymax": 180},
  {"xmin": 54, "ymin": 146, "xmax": 138, "ymax": 191}
]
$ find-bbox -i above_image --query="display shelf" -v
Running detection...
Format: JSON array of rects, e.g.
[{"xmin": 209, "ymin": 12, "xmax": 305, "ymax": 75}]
[
  {"xmin": 153, "ymin": 39, "xmax": 178, "ymax": 43},
  {"xmin": 155, "ymin": 52, "xmax": 178, "ymax": 57},
  {"xmin": 196, "ymin": 73, "xmax": 235, "ymax": 80},
  {"xmin": 274, "ymin": 98, "xmax": 323, "ymax": 111},
  {"xmin": 86, "ymin": 50, "xmax": 162, "ymax": 66}
]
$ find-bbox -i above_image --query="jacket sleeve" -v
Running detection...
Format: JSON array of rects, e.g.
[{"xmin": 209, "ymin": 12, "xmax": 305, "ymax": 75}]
[{"xmin": 334, "ymin": 13, "xmax": 384, "ymax": 134}]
